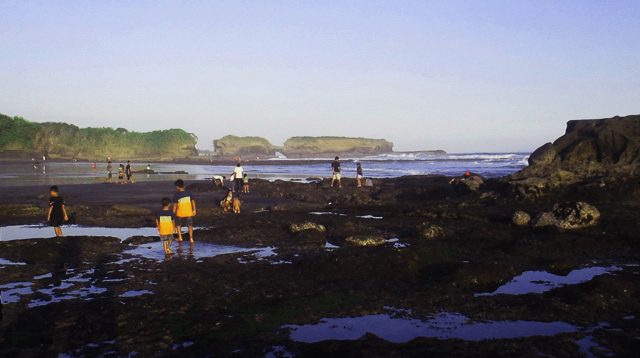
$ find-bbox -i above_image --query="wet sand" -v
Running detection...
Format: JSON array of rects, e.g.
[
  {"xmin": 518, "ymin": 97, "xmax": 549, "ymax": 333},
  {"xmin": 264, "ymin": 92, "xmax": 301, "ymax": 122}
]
[{"xmin": 1, "ymin": 177, "xmax": 639, "ymax": 356}]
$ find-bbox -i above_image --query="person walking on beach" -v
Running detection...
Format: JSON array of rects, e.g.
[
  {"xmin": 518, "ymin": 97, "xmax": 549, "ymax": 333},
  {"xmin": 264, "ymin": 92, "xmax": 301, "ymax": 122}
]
[
  {"xmin": 47, "ymin": 186, "xmax": 68, "ymax": 237},
  {"xmin": 233, "ymin": 163, "xmax": 244, "ymax": 192},
  {"xmin": 356, "ymin": 162, "xmax": 364, "ymax": 188},
  {"xmin": 156, "ymin": 197, "xmax": 176, "ymax": 255},
  {"xmin": 106, "ymin": 160, "xmax": 113, "ymax": 183},
  {"xmin": 125, "ymin": 160, "xmax": 133, "ymax": 183},
  {"xmin": 172, "ymin": 179, "xmax": 197, "ymax": 242},
  {"xmin": 331, "ymin": 156, "xmax": 342, "ymax": 188}
]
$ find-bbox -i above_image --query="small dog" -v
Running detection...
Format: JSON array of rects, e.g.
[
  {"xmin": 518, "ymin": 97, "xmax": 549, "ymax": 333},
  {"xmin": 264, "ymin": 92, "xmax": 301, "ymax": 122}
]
[{"xmin": 232, "ymin": 197, "xmax": 241, "ymax": 214}]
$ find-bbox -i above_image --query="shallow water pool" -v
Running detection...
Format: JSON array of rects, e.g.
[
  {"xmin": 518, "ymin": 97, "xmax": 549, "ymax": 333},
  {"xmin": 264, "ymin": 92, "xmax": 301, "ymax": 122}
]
[
  {"xmin": 283, "ymin": 311, "xmax": 579, "ymax": 343},
  {"xmin": 0, "ymin": 225, "xmax": 160, "ymax": 241},
  {"xmin": 475, "ymin": 266, "xmax": 622, "ymax": 296}
]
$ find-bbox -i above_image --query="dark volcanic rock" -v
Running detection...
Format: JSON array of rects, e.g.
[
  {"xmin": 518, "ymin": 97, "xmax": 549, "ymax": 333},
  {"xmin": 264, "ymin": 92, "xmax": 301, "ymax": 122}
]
[{"xmin": 509, "ymin": 115, "xmax": 640, "ymax": 199}]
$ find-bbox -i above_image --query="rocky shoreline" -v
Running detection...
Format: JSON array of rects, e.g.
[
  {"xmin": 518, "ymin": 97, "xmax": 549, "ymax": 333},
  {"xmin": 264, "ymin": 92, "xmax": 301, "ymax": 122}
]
[{"xmin": 1, "ymin": 116, "xmax": 639, "ymax": 356}]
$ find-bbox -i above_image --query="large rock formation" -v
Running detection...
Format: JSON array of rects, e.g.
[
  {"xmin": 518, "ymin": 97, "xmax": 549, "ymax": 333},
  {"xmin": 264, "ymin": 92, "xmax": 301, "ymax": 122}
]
[
  {"xmin": 509, "ymin": 115, "xmax": 640, "ymax": 193},
  {"xmin": 0, "ymin": 113, "xmax": 198, "ymax": 160},
  {"xmin": 283, "ymin": 136, "xmax": 393, "ymax": 157},
  {"xmin": 213, "ymin": 135, "xmax": 280, "ymax": 158}
]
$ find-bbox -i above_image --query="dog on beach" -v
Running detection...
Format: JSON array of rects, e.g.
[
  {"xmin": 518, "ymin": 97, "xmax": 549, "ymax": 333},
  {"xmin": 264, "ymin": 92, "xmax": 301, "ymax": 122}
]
[{"xmin": 232, "ymin": 197, "xmax": 241, "ymax": 214}]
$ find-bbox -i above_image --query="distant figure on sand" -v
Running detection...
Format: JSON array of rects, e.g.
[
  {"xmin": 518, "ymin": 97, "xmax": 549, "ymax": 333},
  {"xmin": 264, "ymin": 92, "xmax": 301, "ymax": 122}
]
[
  {"xmin": 243, "ymin": 173, "xmax": 250, "ymax": 193},
  {"xmin": 233, "ymin": 163, "xmax": 244, "ymax": 192},
  {"xmin": 125, "ymin": 160, "xmax": 133, "ymax": 183},
  {"xmin": 212, "ymin": 175, "xmax": 225, "ymax": 187},
  {"xmin": 156, "ymin": 197, "xmax": 176, "ymax": 255},
  {"xmin": 331, "ymin": 156, "xmax": 342, "ymax": 188},
  {"xmin": 118, "ymin": 164, "xmax": 125, "ymax": 184},
  {"xmin": 356, "ymin": 162, "xmax": 364, "ymax": 188},
  {"xmin": 172, "ymin": 179, "xmax": 197, "ymax": 242},
  {"xmin": 47, "ymin": 186, "xmax": 68, "ymax": 237},
  {"xmin": 106, "ymin": 160, "xmax": 113, "ymax": 183}
]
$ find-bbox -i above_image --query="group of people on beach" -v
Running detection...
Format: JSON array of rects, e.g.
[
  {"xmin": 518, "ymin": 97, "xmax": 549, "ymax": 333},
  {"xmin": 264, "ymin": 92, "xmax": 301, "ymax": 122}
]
[
  {"xmin": 45, "ymin": 156, "xmax": 368, "ymax": 256},
  {"xmin": 105, "ymin": 159, "xmax": 135, "ymax": 184},
  {"xmin": 331, "ymin": 156, "xmax": 366, "ymax": 188}
]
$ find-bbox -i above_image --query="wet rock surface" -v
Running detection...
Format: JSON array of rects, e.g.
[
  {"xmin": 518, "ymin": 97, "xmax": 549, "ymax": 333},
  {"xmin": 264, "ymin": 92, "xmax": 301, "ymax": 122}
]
[{"xmin": 0, "ymin": 172, "xmax": 639, "ymax": 356}]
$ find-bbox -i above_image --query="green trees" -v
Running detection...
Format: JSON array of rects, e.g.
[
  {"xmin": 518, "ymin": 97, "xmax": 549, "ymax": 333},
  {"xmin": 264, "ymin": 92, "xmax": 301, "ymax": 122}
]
[{"xmin": 0, "ymin": 113, "xmax": 197, "ymax": 160}]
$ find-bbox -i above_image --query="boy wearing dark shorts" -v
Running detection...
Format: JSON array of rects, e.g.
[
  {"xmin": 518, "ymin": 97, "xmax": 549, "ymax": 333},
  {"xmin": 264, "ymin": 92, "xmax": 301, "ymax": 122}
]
[
  {"xmin": 172, "ymin": 179, "xmax": 197, "ymax": 242},
  {"xmin": 156, "ymin": 198, "xmax": 176, "ymax": 254}
]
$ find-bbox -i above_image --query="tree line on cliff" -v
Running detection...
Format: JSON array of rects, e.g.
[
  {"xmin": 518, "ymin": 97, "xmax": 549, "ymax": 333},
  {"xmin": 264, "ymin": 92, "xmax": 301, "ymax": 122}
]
[{"xmin": 0, "ymin": 113, "xmax": 198, "ymax": 160}]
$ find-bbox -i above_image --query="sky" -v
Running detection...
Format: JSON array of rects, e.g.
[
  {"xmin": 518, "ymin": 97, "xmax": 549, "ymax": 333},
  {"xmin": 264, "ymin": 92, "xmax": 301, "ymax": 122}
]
[{"xmin": 0, "ymin": 1, "xmax": 638, "ymax": 152}]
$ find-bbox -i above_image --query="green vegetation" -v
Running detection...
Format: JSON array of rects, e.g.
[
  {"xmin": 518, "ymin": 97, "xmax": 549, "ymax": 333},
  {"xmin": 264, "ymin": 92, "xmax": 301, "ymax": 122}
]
[
  {"xmin": 283, "ymin": 136, "xmax": 393, "ymax": 157},
  {"xmin": 0, "ymin": 113, "xmax": 197, "ymax": 160},
  {"xmin": 213, "ymin": 135, "xmax": 281, "ymax": 157}
]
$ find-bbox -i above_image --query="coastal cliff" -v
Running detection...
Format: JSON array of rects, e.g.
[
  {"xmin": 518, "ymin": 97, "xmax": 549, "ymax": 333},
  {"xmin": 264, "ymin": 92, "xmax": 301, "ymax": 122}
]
[
  {"xmin": 213, "ymin": 135, "xmax": 396, "ymax": 158},
  {"xmin": 282, "ymin": 136, "xmax": 393, "ymax": 157},
  {"xmin": 0, "ymin": 114, "xmax": 198, "ymax": 160},
  {"xmin": 213, "ymin": 135, "xmax": 280, "ymax": 158}
]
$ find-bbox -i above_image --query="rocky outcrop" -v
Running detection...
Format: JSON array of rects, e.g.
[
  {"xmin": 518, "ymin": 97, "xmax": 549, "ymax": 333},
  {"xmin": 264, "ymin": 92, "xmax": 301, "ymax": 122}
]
[
  {"xmin": 531, "ymin": 202, "xmax": 600, "ymax": 230},
  {"xmin": 344, "ymin": 235, "xmax": 386, "ymax": 247},
  {"xmin": 417, "ymin": 222, "xmax": 445, "ymax": 240},
  {"xmin": 0, "ymin": 113, "xmax": 198, "ymax": 160},
  {"xmin": 512, "ymin": 211, "xmax": 531, "ymax": 226},
  {"xmin": 283, "ymin": 136, "xmax": 393, "ymax": 157},
  {"xmin": 511, "ymin": 115, "xmax": 640, "ymax": 189},
  {"xmin": 213, "ymin": 135, "xmax": 280, "ymax": 158},
  {"xmin": 289, "ymin": 222, "xmax": 326, "ymax": 234}
]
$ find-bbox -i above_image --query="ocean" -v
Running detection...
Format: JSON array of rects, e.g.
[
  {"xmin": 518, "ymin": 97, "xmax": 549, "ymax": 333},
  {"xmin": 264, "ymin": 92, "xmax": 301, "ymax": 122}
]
[{"xmin": 0, "ymin": 153, "xmax": 529, "ymax": 187}]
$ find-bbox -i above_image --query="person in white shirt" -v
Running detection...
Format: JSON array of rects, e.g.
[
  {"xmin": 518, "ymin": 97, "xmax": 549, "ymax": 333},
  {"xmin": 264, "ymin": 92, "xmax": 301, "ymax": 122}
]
[{"xmin": 232, "ymin": 164, "xmax": 244, "ymax": 192}]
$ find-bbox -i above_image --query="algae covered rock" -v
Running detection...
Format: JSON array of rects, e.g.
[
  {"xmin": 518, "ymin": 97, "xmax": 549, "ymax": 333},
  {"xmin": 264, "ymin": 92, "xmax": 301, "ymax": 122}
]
[
  {"xmin": 289, "ymin": 221, "xmax": 326, "ymax": 234},
  {"xmin": 344, "ymin": 235, "xmax": 386, "ymax": 247},
  {"xmin": 532, "ymin": 202, "xmax": 599, "ymax": 230},
  {"xmin": 551, "ymin": 202, "xmax": 600, "ymax": 230},
  {"xmin": 512, "ymin": 211, "xmax": 531, "ymax": 226},
  {"xmin": 418, "ymin": 222, "xmax": 445, "ymax": 240}
]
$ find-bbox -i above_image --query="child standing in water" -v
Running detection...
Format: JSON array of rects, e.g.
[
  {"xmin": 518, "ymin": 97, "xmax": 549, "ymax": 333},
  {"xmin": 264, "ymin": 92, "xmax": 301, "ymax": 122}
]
[
  {"xmin": 172, "ymin": 179, "xmax": 197, "ymax": 242},
  {"xmin": 356, "ymin": 162, "xmax": 364, "ymax": 188},
  {"xmin": 47, "ymin": 186, "xmax": 68, "ymax": 237},
  {"xmin": 156, "ymin": 197, "xmax": 176, "ymax": 255}
]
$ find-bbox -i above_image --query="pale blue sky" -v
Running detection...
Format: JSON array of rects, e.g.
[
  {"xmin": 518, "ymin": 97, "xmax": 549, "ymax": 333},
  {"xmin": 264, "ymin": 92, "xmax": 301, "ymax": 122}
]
[{"xmin": 1, "ymin": 1, "xmax": 638, "ymax": 152}]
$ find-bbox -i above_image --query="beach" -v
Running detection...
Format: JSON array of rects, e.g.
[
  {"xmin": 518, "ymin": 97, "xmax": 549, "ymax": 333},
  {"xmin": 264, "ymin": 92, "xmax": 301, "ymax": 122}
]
[{"xmin": 1, "ymin": 173, "xmax": 639, "ymax": 356}]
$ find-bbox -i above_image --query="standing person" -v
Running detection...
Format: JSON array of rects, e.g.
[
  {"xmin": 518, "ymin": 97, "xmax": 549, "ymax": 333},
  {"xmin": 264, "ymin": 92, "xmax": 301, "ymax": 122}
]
[
  {"xmin": 118, "ymin": 164, "xmax": 125, "ymax": 184},
  {"xmin": 47, "ymin": 186, "xmax": 68, "ymax": 237},
  {"xmin": 242, "ymin": 173, "xmax": 250, "ymax": 193},
  {"xmin": 356, "ymin": 162, "xmax": 364, "ymax": 188},
  {"xmin": 331, "ymin": 156, "xmax": 342, "ymax": 188},
  {"xmin": 156, "ymin": 197, "xmax": 176, "ymax": 255},
  {"xmin": 125, "ymin": 160, "xmax": 133, "ymax": 183},
  {"xmin": 106, "ymin": 160, "xmax": 113, "ymax": 183},
  {"xmin": 172, "ymin": 179, "xmax": 197, "ymax": 242},
  {"xmin": 233, "ymin": 163, "xmax": 244, "ymax": 193}
]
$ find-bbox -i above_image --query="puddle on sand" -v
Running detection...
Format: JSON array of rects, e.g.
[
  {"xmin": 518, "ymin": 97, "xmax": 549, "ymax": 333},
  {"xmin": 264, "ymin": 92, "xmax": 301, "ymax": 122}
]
[
  {"xmin": 475, "ymin": 266, "xmax": 622, "ymax": 296},
  {"xmin": 283, "ymin": 312, "xmax": 578, "ymax": 343},
  {"xmin": 308, "ymin": 212, "xmax": 346, "ymax": 217},
  {"xmin": 355, "ymin": 215, "xmax": 383, "ymax": 220},
  {"xmin": 0, "ymin": 258, "xmax": 27, "ymax": 266},
  {"xmin": 125, "ymin": 241, "xmax": 277, "ymax": 263},
  {"xmin": 0, "ymin": 225, "xmax": 159, "ymax": 241},
  {"xmin": 386, "ymin": 238, "xmax": 409, "ymax": 249},
  {"xmin": 576, "ymin": 335, "xmax": 614, "ymax": 358},
  {"xmin": 0, "ymin": 282, "xmax": 34, "ymax": 303},
  {"xmin": 119, "ymin": 290, "xmax": 153, "ymax": 298}
]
